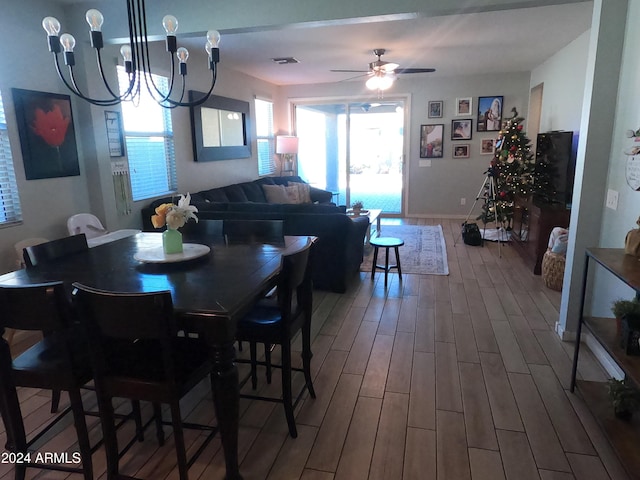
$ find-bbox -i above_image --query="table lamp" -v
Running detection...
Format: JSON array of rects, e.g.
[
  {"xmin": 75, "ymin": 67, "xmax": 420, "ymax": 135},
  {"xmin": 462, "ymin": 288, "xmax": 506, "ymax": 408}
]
[{"xmin": 276, "ymin": 135, "xmax": 299, "ymax": 174}]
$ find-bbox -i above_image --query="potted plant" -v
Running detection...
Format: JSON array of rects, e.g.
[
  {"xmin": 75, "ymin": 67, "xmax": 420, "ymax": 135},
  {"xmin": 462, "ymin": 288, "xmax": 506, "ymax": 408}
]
[
  {"xmin": 607, "ymin": 378, "xmax": 640, "ymax": 420},
  {"xmin": 611, "ymin": 297, "xmax": 640, "ymax": 336},
  {"xmin": 351, "ymin": 201, "xmax": 364, "ymax": 215}
]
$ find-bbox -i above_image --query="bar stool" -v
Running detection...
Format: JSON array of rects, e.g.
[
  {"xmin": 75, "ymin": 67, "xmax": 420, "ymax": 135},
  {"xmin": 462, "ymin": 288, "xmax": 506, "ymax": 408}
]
[{"xmin": 370, "ymin": 237, "xmax": 404, "ymax": 287}]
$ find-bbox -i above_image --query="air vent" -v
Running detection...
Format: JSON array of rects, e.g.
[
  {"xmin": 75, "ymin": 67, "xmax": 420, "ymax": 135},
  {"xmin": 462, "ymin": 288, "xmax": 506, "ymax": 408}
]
[{"xmin": 272, "ymin": 57, "xmax": 299, "ymax": 65}]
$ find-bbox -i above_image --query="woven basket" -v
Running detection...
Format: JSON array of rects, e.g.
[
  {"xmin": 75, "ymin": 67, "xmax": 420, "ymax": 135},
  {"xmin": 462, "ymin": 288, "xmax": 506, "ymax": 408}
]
[{"xmin": 542, "ymin": 249, "xmax": 565, "ymax": 291}]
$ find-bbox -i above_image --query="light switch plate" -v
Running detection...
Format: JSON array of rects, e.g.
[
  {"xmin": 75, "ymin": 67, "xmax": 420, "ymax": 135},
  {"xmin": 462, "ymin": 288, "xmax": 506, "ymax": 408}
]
[
  {"xmin": 606, "ymin": 189, "xmax": 619, "ymax": 210},
  {"xmin": 419, "ymin": 159, "xmax": 431, "ymax": 167}
]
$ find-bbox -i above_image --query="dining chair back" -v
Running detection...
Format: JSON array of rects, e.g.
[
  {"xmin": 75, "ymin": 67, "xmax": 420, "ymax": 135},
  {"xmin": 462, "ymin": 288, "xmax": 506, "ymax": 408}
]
[
  {"xmin": 0, "ymin": 282, "xmax": 94, "ymax": 480},
  {"xmin": 236, "ymin": 240, "xmax": 315, "ymax": 438},
  {"xmin": 13, "ymin": 237, "xmax": 49, "ymax": 269},
  {"xmin": 23, "ymin": 234, "xmax": 88, "ymax": 268},
  {"xmin": 223, "ymin": 219, "xmax": 284, "ymax": 244},
  {"xmin": 72, "ymin": 283, "xmax": 218, "ymax": 480},
  {"xmin": 181, "ymin": 219, "xmax": 224, "ymax": 240},
  {"xmin": 67, "ymin": 213, "xmax": 108, "ymax": 239}
]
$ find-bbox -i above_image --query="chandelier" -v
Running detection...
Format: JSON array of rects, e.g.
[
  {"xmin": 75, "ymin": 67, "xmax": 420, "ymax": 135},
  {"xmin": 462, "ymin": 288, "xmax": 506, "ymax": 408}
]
[{"xmin": 41, "ymin": 0, "xmax": 220, "ymax": 108}]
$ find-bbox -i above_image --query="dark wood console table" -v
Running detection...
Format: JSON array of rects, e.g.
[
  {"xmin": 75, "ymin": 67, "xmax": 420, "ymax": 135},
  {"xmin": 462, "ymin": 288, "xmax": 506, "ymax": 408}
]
[
  {"xmin": 570, "ymin": 248, "xmax": 640, "ymax": 479},
  {"xmin": 510, "ymin": 197, "xmax": 570, "ymax": 274}
]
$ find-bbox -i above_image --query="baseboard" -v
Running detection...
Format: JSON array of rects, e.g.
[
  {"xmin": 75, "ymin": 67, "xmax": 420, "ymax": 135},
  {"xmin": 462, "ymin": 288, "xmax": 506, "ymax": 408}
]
[
  {"xmin": 582, "ymin": 331, "xmax": 624, "ymax": 380},
  {"xmin": 555, "ymin": 321, "xmax": 576, "ymax": 341}
]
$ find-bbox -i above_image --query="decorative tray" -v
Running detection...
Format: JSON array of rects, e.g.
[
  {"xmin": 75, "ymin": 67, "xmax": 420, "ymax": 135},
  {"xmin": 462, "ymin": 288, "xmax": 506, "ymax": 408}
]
[
  {"xmin": 347, "ymin": 209, "xmax": 370, "ymax": 216},
  {"xmin": 134, "ymin": 243, "xmax": 210, "ymax": 263}
]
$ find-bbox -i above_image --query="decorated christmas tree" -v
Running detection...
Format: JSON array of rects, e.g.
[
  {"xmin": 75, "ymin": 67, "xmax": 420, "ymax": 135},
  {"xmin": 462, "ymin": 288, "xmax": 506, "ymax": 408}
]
[{"xmin": 478, "ymin": 108, "xmax": 535, "ymax": 229}]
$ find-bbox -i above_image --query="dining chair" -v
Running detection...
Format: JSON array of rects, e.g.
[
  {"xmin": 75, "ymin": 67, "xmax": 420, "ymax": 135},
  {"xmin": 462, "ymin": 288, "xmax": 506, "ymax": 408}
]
[
  {"xmin": 235, "ymin": 240, "xmax": 315, "ymax": 438},
  {"xmin": 23, "ymin": 234, "xmax": 89, "ymax": 269},
  {"xmin": 13, "ymin": 237, "xmax": 49, "ymax": 269},
  {"xmin": 72, "ymin": 283, "xmax": 218, "ymax": 480},
  {"xmin": 181, "ymin": 218, "xmax": 224, "ymax": 239},
  {"xmin": 222, "ymin": 219, "xmax": 285, "ymax": 244},
  {"xmin": 0, "ymin": 282, "xmax": 95, "ymax": 480},
  {"xmin": 67, "ymin": 213, "xmax": 108, "ymax": 240}
]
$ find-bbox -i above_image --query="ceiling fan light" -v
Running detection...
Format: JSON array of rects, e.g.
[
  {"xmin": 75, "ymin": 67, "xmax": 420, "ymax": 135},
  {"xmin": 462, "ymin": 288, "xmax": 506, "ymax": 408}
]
[
  {"xmin": 377, "ymin": 73, "xmax": 395, "ymax": 90},
  {"xmin": 365, "ymin": 75, "xmax": 381, "ymax": 90}
]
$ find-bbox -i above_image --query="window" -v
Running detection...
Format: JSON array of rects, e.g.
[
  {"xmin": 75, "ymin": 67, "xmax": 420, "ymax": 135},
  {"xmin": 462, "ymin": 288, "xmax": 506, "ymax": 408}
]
[
  {"xmin": 117, "ymin": 67, "xmax": 177, "ymax": 201},
  {"xmin": 255, "ymin": 98, "xmax": 275, "ymax": 176},
  {"xmin": 0, "ymin": 90, "xmax": 22, "ymax": 226}
]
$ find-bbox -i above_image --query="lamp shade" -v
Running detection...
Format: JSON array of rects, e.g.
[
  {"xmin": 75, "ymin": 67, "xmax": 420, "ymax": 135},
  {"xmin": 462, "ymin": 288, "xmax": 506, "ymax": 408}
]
[{"xmin": 276, "ymin": 135, "xmax": 299, "ymax": 155}]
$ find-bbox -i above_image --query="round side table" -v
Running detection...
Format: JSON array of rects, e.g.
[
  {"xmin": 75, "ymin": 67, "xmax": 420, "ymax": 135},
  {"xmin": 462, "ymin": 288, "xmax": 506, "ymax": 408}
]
[{"xmin": 370, "ymin": 237, "xmax": 404, "ymax": 287}]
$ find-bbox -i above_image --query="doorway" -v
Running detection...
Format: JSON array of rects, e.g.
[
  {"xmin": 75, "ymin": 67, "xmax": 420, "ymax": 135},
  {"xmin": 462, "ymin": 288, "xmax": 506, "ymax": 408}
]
[{"xmin": 294, "ymin": 99, "xmax": 405, "ymax": 215}]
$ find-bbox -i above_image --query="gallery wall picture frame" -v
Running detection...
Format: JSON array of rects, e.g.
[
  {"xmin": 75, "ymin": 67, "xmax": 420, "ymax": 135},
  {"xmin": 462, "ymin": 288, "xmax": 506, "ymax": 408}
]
[
  {"xmin": 477, "ymin": 95, "xmax": 504, "ymax": 132},
  {"xmin": 420, "ymin": 124, "xmax": 444, "ymax": 158},
  {"xmin": 428, "ymin": 100, "xmax": 443, "ymax": 118},
  {"xmin": 480, "ymin": 138, "xmax": 496, "ymax": 155},
  {"xmin": 12, "ymin": 88, "xmax": 80, "ymax": 180},
  {"xmin": 451, "ymin": 119, "xmax": 472, "ymax": 140},
  {"xmin": 456, "ymin": 97, "xmax": 472, "ymax": 116},
  {"xmin": 105, "ymin": 111, "xmax": 125, "ymax": 157},
  {"xmin": 453, "ymin": 144, "xmax": 470, "ymax": 158}
]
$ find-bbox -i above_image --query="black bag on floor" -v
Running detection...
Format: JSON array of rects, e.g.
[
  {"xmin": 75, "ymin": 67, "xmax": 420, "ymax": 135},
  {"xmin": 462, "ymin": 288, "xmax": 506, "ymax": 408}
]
[{"xmin": 461, "ymin": 222, "xmax": 482, "ymax": 246}]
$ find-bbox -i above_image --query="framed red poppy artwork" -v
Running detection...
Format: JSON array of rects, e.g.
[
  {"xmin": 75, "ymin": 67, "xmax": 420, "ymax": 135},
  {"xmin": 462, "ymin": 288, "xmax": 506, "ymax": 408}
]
[{"xmin": 12, "ymin": 88, "xmax": 80, "ymax": 180}]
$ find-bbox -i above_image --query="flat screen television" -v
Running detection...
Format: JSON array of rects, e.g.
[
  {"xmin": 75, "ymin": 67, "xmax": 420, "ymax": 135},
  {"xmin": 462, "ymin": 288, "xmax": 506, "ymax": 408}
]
[{"xmin": 534, "ymin": 131, "xmax": 577, "ymax": 209}]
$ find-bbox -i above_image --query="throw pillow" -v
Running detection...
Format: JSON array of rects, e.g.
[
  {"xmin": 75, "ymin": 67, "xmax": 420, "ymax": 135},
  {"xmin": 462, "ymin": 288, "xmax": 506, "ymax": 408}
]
[
  {"xmin": 284, "ymin": 185, "xmax": 301, "ymax": 204},
  {"xmin": 296, "ymin": 183, "xmax": 312, "ymax": 203},
  {"xmin": 262, "ymin": 184, "xmax": 289, "ymax": 203}
]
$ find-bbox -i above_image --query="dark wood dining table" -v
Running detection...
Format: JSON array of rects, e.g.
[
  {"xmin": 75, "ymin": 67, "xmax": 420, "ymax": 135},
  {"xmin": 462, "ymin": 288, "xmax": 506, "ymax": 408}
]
[{"xmin": 0, "ymin": 231, "xmax": 315, "ymax": 480}]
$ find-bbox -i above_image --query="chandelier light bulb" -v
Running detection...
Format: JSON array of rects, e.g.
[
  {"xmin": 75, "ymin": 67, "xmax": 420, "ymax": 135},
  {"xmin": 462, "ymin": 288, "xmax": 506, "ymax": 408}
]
[
  {"xmin": 378, "ymin": 74, "xmax": 394, "ymax": 90},
  {"xmin": 162, "ymin": 15, "xmax": 178, "ymax": 35},
  {"xmin": 176, "ymin": 47, "xmax": 189, "ymax": 63},
  {"xmin": 206, "ymin": 30, "xmax": 221, "ymax": 48},
  {"xmin": 60, "ymin": 33, "xmax": 76, "ymax": 52},
  {"xmin": 365, "ymin": 75, "xmax": 380, "ymax": 90},
  {"xmin": 85, "ymin": 9, "xmax": 104, "ymax": 32},
  {"xmin": 120, "ymin": 45, "xmax": 132, "ymax": 62},
  {"xmin": 42, "ymin": 17, "xmax": 61, "ymax": 36}
]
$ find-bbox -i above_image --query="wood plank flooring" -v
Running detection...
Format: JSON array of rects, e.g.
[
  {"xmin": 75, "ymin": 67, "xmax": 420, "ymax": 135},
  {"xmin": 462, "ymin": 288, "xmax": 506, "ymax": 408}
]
[{"xmin": 1, "ymin": 218, "xmax": 629, "ymax": 480}]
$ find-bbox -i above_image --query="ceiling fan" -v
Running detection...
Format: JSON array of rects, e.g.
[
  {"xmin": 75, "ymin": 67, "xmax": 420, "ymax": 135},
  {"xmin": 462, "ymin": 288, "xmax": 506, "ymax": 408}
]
[{"xmin": 331, "ymin": 48, "xmax": 435, "ymax": 92}]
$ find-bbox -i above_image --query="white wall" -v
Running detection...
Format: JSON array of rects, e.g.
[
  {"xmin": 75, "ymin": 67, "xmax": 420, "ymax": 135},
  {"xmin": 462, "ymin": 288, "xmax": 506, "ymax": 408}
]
[
  {"xmin": 590, "ymin": 0, "xmax": 640, "ymax": 316},
  {"xmin": 530, "ymin": 30, "xmax": 590, "ymax": 134},
  {"xmin": 0, "ymin": 0, "xmax": 92, "ymax": 273}
]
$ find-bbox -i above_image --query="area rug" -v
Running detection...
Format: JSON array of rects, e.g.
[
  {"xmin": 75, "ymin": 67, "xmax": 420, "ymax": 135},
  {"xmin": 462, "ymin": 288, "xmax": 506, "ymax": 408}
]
[{"xmin": 361, "ymin": 224, "xmax": 449, "ymax": 275}]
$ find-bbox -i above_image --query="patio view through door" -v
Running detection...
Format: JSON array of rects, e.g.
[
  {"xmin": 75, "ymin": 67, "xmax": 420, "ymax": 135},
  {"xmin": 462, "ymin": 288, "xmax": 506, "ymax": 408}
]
[{"xmin": 294, "ymin": 99, "xmax": 405, "ymax": 215}]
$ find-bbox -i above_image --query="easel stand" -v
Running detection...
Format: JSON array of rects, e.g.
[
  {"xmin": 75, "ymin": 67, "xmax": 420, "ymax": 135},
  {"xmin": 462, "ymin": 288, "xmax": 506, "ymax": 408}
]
[{"xmin": 454, "ymin": 170, "xmax": 507, "ymax": 257}]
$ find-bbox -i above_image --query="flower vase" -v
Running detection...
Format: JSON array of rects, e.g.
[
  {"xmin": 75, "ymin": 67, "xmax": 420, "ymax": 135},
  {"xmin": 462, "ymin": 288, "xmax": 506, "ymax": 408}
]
[{"xmin": 163, "ymin": 228, "xmax": 183, "ymax": 255}]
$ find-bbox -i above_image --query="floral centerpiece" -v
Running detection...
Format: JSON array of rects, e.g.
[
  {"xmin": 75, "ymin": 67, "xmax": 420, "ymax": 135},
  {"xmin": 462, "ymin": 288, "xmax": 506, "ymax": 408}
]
[{"xmin": 151, "ymin": 193, "xmax": 198, "ymax": 254}]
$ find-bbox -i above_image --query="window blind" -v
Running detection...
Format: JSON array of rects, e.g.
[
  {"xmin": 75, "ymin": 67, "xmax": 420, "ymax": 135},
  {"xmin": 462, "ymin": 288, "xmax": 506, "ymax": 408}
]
[
  {"xmin": 0, "ymin": 91, "xmax": 22, "ymax": 225},
  {"xmin": 117, "ymin": 68, "xmax": 177, "ymax": 201},
  {"xmin": 255, "ymin": 98, "xmax": 275, "ymax": 176}
]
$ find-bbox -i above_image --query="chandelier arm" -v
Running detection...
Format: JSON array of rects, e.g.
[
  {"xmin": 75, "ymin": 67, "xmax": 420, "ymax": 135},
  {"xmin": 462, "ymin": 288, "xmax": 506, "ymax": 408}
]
[
  {"xmin": 53, "ymin": 54, "xmax": 121, "ymax": 106},
  {"xmin": 95, "ymin": 49, "xmax": 125, "ymax": 100},
  {"xmin": 168, "ymin": 65, "xmax": 217, "ymax": 107},
  {"xmin": 137, "ymin": 0, "xmax": 174, "ymax": 102},
  {"xmin": 68, "ymin": 66, "xmax": 123, "ymax": 106}
]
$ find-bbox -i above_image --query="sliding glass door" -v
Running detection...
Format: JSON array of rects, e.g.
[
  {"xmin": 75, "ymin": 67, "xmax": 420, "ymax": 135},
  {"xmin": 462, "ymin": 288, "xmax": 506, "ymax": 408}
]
[{"xmin": 294, "ymin": 99, "xmax": 405, "ymax": 215}]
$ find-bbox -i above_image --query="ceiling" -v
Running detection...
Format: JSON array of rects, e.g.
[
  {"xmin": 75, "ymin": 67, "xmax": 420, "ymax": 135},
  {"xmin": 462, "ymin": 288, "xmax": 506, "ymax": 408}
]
[
  {"xmin": 209, "ymin": 2, "xmax": 594, "ymax": 86},
  {"xmin": 60, "ymin": 1, "xmax": 594, "ymax": 87}
]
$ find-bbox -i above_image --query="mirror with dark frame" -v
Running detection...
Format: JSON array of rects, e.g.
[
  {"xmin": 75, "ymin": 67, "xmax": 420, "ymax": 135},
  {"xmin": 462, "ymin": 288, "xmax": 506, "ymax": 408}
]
[{"xmin": 189, "ymin": 91, "xmax": 251, "ymax": 161}]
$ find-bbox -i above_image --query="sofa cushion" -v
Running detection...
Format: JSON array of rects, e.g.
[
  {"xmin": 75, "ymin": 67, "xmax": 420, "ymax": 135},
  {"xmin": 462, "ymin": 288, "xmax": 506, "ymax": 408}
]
[
  {"xmin": 224, "ymin": 184, "xmax": 249, "ymax": 202},
  {"xmin": 295, "ymin": 182, "xmax": 312, "ymax": 203},
  {"xmin": 227, "ymin": 202, "xmax": 283, "ymax": 214},
  {"xmin": 262, "ymin": 184, "xmax": 301, "ymax": 204},
  {"xmin": 201, "ymin": 188, "xmax": 229, "ymax": 203},
  {"xmin": 241, "ymin": 181, "xmax": 268, "ymax": 202}
]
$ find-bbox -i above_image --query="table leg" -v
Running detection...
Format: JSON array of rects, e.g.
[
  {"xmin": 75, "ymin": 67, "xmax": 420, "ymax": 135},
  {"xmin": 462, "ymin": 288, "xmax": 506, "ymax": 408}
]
[
  {"xmin": 384, "ymin": 247, "xmax": 390, "ymax": 287},
  {"xmin": 371, "ymin": 247, "xmax": 379, "ymax": 280},
  {"xmin": 210, "ymin": 339, "xmax": 243, "ymax": 480},
  {"xmin": 395, "ymin": 246, "xmax": 402, "ymax": 281},
  {"xmin": 0, "ymin": 331, "xmax": 27, "ymax": 453}
]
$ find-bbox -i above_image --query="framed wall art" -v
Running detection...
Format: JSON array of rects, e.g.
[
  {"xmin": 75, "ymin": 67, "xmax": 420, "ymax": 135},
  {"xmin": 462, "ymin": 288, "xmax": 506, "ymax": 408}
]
[
  {"xmin": 420, "ymin": 124, "xmax": 444, "ymax": 158},
  {"xmin": 477, "ymin": 96, "xmax": 503, "ymax": 132},
  {"xmin": 12, "ymin": 88, "xmax": 80, "ymax": 180},
  {"xmin": 428, "ymin": 100, "xmax": 443, "ymax": 118},
  {"xmin": 105, "ymin": 110, "xmax": 125, "ymax": 157},
  {"xmin": 453, "ymin": 144, "xmax": 470, "ymax": 158},
  {"xmin": 455, "ymin": 97, "xmax": 472, "ymax": 116},
  {"xmin": 481, "ymin": 138, "xmax": 496, "ymax": 155},
  {"xmin": 451, "ymin": 119, "xmax": 472, "ymax": 140}
]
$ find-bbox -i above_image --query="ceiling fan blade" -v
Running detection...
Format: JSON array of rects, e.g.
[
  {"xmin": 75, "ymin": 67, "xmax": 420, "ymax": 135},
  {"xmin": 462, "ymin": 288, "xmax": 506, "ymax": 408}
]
[
  {"xmin": 330, "ymin": 69, "xmax": 370, "ymax": 73},
  {"xmin": 338, "ymin": 73, "xmax": 371, "ymax": 82},
  {"xmin": 394, "ymin": 67, "xmax": 436, "ymax": 74}
]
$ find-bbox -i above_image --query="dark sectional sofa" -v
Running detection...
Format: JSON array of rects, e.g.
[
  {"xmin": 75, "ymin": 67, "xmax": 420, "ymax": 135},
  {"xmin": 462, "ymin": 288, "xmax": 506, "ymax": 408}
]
[{"xmin": 141, "ymin": 176, "xmax": 369, "ymax": 293}]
